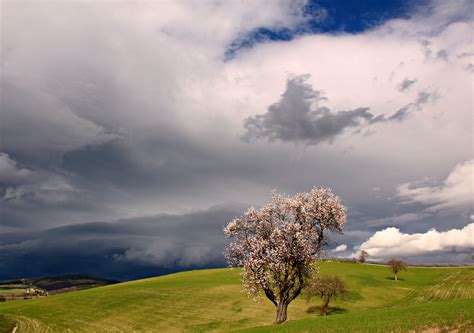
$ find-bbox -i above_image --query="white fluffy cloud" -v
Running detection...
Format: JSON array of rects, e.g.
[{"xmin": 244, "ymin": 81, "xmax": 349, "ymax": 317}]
[
  {"xmin": 354, "ymin": 223, "xmax": 474, "ymax": 259},
  {"xmin": 397, "ymin": 159, "xmax": 473, "ymax": 212},
  {"xmin": 332, "ymin": 244, "xmax": 348, "ymax": 253}
]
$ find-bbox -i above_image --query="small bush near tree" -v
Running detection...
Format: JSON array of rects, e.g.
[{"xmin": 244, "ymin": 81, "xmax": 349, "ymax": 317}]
[
  {"xmin": 387, "ymin": 258, "xmax": 408, "ymax": 281},
  {"xmin": 304, "ymin": 275, "xmax": 348, "ymax": 316}
]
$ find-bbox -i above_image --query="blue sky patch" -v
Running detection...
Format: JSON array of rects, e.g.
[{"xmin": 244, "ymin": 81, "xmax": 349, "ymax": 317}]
[{"xmin": 225, "ymin": 0, "xmax": 425, "ymax": 60}]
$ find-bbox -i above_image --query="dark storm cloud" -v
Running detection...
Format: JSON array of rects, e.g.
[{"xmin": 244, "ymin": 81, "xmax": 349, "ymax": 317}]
[
  {"xmin": 0, "ymin": 78, "xmax": 119, "ymax": 159},
  {"xmin": 242, "ymin": 75, "xmax": 437, "ymax": 144},
  {"xmin": 1, "ymin": 32, "xmax": 239, "ymax": 232},
  {"xmin": 8, "ymin": 197, "xmax": 455, "ymax": 280},
  {"xmin": 0, "ymin": 153, "xmax": 32, "ymax": 186},
  {"xmin": 371, "ymin": 90, "xmax": 436, "ymax": 123},
  {"xmin": 1, "ymin": 0, "xmax": 472, "ymax": 277},
  {"xmin": 363, "ymin": 212, "xmax": 432, "ymax": 228},
  {"xmin": 0, "ymin": 11, "xmax": 279, "ymax": 230},
  {"xmin": 0, "ymin": 148, "xmax": 114, "ymax": 229},
  {"xmin": 243, "ymin": 75, "xmax": 375, "ymax": 145},
  {"xmin": 463, "ymin": 63, "xmax": 474, "ymax": 72},
  {"xmin": 0, "ymin": 205, "xmax": 245, "ymax": 280},
  {"xmin": 398, "ymin": 78, "xmax": 417, "ymax": 92}
]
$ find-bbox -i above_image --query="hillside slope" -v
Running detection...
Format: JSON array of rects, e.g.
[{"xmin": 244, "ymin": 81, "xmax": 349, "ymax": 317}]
[{"xmin": 0, "ymin": 263, "xmax": 472, "ymax": 332}]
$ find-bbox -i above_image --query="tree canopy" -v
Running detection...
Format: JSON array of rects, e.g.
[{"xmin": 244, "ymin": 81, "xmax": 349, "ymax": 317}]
[{"xmin": 387, "ymin": 258, "xmax": 408, "ymax": 281}]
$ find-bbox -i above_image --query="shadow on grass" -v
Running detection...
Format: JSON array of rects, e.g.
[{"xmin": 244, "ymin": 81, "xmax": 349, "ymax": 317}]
[
  {"xmin": 345, "ymin": 290, "xmax": 364, "ymax": 302},
  {"xmin": 306, "ymin": 306, "xmax": 348, "ymax": 316},
  {"xmin": 384, "ymin": 277, "xmax": 406, "ymax": 281}
]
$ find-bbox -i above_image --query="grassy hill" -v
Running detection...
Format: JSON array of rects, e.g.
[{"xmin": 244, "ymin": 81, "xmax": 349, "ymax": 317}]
[{"xmin": 0, "ymin": 262, "xmax": 472, "ymax": 332}]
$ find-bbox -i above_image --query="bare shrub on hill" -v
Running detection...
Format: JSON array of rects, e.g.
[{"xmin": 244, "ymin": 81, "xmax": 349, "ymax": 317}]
[
  {"xmin": 358, "ymin": 250, "xmax": 369, "ymax": 263},
  {"xmin": 387, "ymin": 258, "xmax": 408, "ymax": 281}
]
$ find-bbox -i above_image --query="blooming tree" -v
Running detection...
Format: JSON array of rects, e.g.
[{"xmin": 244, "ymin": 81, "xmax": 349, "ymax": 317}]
[{"xmin": 224, "ymin": 187, "xmax": 346, "ymax": 324}]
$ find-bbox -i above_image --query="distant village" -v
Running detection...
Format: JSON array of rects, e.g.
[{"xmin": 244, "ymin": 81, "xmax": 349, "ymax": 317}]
[{"xmin": 0, "ymin": 275, "xmax": 118, "ymax": 301}]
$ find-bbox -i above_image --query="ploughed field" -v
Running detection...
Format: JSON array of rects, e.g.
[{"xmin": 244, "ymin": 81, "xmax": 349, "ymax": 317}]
[
  {"xmin": 0, "ymin": 275, "xmax": 118, "ymax": 301},
  {"xmin": 0, "ymin": 262, "xmax": 472, "ymax": 332}
]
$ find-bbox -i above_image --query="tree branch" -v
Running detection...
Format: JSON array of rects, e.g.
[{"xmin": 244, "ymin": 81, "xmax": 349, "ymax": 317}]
[{"xmin": 262, "ymin": 285, "xmax": 278, "ymax": 307}]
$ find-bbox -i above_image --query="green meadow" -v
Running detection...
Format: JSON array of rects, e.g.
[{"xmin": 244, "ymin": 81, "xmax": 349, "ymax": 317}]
[{"xmin": 0, "ymin": 262, "xmax": 472, "ymax": 332}]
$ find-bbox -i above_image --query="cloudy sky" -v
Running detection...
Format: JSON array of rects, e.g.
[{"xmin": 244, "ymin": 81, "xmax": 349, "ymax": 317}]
[{"xmin": 1, "ymin": 0, "xmax": 473, "ymax": 280}]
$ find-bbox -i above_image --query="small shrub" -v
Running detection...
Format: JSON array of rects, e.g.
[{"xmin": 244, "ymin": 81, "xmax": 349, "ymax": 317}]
[{"xmin": 304, "ymin": 275, "xmax": 348, "ymax": 316}]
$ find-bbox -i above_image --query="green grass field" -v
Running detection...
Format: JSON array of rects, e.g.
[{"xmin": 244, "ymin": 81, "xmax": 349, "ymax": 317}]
[
  {"xmin": 0, "ymin": 289, "xmax": 25, "ymax": 296},
  {"xmin": 0, "ymin": 262, "xmax": 472, "ymax": 332}
]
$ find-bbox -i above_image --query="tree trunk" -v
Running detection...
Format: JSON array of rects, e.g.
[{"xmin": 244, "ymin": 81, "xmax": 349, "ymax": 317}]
[
  {"xmin": 321, "ymin": 299, "xmax": 330, "ymax": 316},
  {"xmin": 394, "ymin": 273, "xmax": 398, "ymax": 281},
  {"xmin": 275, "ymin": 301, "xmax": 288, "ymax": 324}
]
